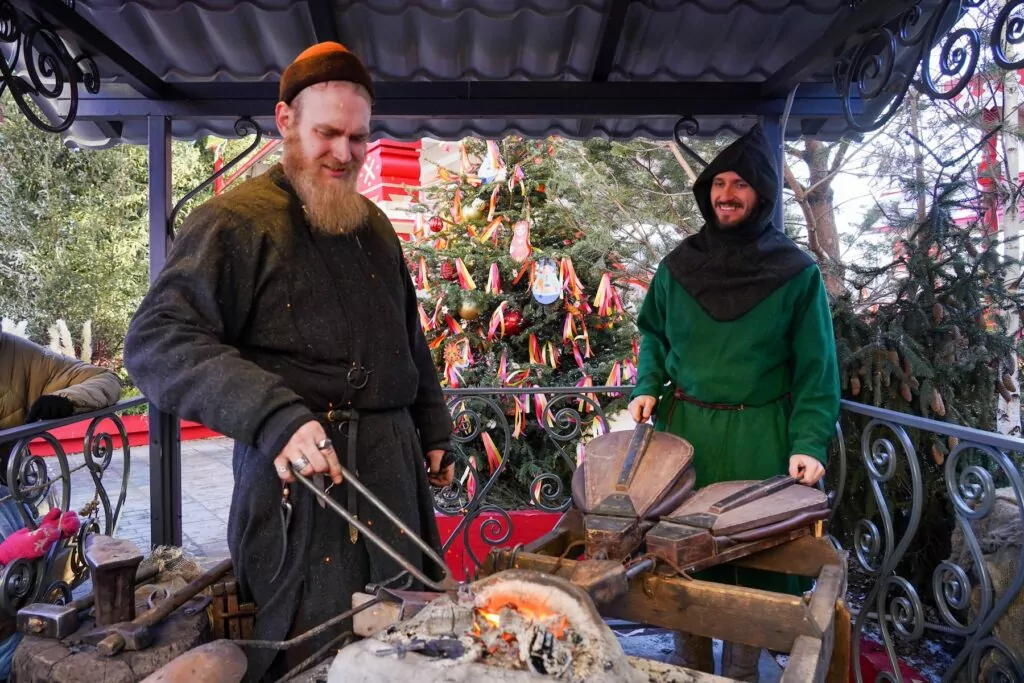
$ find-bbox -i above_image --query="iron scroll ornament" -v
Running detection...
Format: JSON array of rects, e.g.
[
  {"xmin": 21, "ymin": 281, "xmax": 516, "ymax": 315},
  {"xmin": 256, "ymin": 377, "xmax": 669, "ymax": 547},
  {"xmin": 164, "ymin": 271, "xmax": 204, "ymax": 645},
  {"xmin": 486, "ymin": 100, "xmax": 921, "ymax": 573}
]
[
  {"xmin": 0, "ymin": 0, "xmax": 100, "ymax": 134},
  {"xmin": 168, "ymin": 117, "xmax": 265, "ymax": 239},
  {"xmin": 834, "ymin": 0, "xmax": 1024, "ymax": 133},
  {"xmin": 0, "ymin": 411, "xmax": 132, "ymax": 616}
]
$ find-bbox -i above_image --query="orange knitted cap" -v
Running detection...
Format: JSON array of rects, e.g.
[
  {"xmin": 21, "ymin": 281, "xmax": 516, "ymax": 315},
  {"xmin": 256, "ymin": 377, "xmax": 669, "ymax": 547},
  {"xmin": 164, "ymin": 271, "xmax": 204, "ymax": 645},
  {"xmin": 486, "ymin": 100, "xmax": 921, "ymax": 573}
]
[{"xmin": 279, "ymin": 41, "xmax": 374, "ymax": 104}]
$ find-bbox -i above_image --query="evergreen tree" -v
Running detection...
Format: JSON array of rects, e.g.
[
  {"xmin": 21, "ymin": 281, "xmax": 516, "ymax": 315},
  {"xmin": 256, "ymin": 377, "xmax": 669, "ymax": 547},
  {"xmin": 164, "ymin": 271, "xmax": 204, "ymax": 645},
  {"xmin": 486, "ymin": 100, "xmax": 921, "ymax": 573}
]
[
  {"xmin": 548, "ymin": 135, "xmax": 728, "ymax": 299},
  {"xmin": 0, "ymin": 92, "xmax": 220, "ymax": 370},
  {"xmin": 407, "ymin": 137, "xmax": 636, "ymax": 508},
  {"xmin": 828, "ymin": 139, "xmax": 1024, "ymax": 587}
]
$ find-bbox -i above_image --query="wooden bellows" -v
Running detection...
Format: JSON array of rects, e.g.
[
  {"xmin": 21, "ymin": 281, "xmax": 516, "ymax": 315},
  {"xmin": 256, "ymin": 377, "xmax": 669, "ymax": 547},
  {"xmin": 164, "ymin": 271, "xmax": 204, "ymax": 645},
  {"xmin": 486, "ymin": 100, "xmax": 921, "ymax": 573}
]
[
  {"xmin": 571, "ymin": 423, "xmax": 831, "ymax": 576},
  {"xmin": 646, "ymin": 477, "xmax": 831, "ymax": 572},
  {"xmin": 571, "ymin": 423, "xmax": 695, "ymax": 559}
]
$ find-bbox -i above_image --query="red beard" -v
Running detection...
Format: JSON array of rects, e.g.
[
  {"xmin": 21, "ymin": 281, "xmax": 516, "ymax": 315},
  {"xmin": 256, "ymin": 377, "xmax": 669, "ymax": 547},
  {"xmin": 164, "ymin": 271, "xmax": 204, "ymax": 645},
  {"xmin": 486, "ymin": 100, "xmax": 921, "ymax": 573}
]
[{"xmin": 281, "ymin": 134, "xmax": 369, "ymax": 236}]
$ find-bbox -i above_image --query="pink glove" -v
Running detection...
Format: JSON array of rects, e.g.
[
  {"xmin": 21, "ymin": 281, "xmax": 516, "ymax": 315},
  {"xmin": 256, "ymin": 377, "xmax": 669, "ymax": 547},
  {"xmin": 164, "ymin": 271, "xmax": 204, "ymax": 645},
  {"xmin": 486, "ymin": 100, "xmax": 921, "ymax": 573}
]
[{"xmin": 0, "ymin": 508, "xmax": 81, "ymax": 566}]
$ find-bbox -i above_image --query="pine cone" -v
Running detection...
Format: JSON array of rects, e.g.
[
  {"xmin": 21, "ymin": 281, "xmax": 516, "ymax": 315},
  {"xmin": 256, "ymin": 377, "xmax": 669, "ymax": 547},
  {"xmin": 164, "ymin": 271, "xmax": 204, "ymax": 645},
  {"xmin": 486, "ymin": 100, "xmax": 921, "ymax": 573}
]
[
  {"xmin": 998, "ymin": 385, "xmax": 1013, "ymax": 403},
  {"xmin": 900, "ymin": 381, "xmax": 912, "ymax": 402},
  {"xmin": 888, "ymin": 349, "xmax": 899, "ymax": 366},
  {"xmin": 931, "ymin": 388, "xmax": 946, "ymax": 417},
  {"xmin": 948, "ymin": 436, "xmax": 959, "ymax": 451},
  {"xmin": 908, "ymin": 376, "xmax": 920, "ymax": 391},
  {"xmin": 931, "ymin": 443, "xmax": 945, "ymax": 466},
  {"xmin": 1002, "ymin": 373, "xmax": 1017, "ymax": 393},
  {"xmin": 932, "ymin": 302, "xmax": 944, "ymax": 324},
  {"xmin": 851, "ymin": 376, "xmax": 861, "ymax": 396}
]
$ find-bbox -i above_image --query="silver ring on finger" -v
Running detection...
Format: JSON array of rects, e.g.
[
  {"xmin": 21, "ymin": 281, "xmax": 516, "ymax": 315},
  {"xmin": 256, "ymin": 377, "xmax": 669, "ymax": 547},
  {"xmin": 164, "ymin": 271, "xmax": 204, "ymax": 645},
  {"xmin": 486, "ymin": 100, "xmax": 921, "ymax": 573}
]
[
  {"xmin": 316, "ymin": 438, "xmax": 332, "ymax": 451},
  {"xmin": 276, "ymin": 466, "xmax": 289, "ymax": 474},
  {"xmin": 293, "ymin": 456, "xmax": 309, "ymax": 470}
]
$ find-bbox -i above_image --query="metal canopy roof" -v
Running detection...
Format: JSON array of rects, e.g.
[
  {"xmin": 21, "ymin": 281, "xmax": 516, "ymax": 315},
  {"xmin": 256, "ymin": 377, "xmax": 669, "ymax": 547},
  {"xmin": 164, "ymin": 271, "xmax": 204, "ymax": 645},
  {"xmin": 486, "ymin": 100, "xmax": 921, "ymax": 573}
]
[{"xmin": 1, "ymin": 0, "xmax": 967, "ymax": 148}]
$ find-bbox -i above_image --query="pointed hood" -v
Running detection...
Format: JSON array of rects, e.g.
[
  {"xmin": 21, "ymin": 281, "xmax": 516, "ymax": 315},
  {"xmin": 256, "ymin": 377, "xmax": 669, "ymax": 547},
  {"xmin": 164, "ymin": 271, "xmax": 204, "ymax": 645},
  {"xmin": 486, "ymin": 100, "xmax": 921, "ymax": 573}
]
[{"xmin": 666, "ymin": 123, "xmax": 813, "ymax": 321}]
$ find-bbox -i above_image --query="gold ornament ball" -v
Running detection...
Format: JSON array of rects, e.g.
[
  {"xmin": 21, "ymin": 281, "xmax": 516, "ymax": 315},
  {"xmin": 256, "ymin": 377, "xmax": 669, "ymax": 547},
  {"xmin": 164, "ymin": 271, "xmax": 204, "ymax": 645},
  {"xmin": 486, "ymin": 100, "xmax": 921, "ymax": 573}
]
[
  {"xmin": 463, "ymin": 199, "xmax": 486, "ymax": 222},
  {"xmin": 460, "ymin": 298, "xmax": 482, "ymax": 320}
]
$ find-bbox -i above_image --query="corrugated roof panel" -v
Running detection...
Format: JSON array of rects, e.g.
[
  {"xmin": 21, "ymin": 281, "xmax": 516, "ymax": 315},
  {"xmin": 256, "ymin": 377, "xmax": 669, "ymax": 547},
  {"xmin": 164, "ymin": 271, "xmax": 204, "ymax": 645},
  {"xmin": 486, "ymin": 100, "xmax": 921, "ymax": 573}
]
[
  {"xmin": 53, "ymin": 113, "xmax": 850, "ymax": 151},
  {"xmin": 335, "ymin": 1, "xmax": 606, "ymax": 81},
  {"xmin": 613, "ymin": 0, "xmax": 846, "ymax": 82},
  {"xmin": 74, "ymin": 0, "xmax": 315, "ymax": 83},
  {"xmin": 9, "ymin": 0, "xmax": 946, "ymax": 148}
]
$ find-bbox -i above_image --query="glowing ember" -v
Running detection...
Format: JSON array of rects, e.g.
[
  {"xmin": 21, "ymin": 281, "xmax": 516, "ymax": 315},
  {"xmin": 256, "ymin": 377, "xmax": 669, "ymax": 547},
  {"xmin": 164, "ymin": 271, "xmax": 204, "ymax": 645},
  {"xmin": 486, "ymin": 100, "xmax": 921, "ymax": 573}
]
[{"xmin": 328, "ymin": 571, "xmax": 654, "ymax": 682}]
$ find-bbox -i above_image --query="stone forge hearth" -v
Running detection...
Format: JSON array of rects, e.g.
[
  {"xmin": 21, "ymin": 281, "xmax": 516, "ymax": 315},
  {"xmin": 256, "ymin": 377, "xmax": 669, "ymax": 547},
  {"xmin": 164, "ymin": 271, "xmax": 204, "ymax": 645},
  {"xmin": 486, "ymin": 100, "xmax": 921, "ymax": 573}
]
[{"xmin": 327, "ymin": 570, "xmax": 653, "ymax": 682}]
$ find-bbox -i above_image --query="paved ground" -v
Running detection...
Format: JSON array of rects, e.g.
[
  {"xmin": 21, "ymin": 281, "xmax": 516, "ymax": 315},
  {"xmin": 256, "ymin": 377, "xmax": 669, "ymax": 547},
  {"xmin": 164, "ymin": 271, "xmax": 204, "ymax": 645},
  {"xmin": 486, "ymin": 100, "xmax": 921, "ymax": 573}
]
[
  {"xmin": 54, "ymin": 435, "xmax": 782, "ymax": 681},
  {"xmin": 62, "ymin": 435, "xmax": 234, "ymax": 562}
]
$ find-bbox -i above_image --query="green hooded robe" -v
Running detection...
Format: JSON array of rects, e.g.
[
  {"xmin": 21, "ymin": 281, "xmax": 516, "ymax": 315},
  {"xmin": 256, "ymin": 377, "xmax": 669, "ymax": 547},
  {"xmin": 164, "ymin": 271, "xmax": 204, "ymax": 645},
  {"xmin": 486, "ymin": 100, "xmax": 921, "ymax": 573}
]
[{"xmin": 631, "ymin": 125, "xmax": 840, "ymax": 595}]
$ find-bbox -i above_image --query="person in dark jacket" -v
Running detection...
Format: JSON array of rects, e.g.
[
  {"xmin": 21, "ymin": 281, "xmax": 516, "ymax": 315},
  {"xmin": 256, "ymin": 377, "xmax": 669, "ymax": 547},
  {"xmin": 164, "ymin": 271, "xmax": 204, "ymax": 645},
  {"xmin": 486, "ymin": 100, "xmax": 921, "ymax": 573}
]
[
  {"xmin": 122, "ymin": 42, "xmax": 455, "ymax": 682},
  {"xmin": 627, "ymin": 125, "xmax": 840, "ymax": 680}
]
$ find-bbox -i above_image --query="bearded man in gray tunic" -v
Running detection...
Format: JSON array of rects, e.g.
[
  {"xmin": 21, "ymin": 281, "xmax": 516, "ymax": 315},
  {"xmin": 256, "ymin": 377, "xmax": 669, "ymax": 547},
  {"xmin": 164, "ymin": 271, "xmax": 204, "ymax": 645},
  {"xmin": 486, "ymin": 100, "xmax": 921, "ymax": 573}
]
[{"xmin": 123, "ymin": 42, "xmax": 455, "ymax": 682}]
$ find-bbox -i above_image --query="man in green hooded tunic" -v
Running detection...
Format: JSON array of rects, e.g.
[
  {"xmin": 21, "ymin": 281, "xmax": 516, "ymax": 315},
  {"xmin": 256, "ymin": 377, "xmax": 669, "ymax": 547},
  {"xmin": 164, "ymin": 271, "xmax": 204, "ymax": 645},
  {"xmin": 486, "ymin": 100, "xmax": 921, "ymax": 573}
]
[{"xmin": 627, "ymin": 124, "xmax": 840, "ymax": 680}]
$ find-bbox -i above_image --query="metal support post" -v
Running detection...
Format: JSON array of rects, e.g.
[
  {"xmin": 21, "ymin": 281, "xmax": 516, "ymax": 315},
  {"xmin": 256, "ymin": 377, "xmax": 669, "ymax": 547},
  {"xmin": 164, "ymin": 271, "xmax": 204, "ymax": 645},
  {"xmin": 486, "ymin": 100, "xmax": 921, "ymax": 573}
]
[{"xmin": 147, "ymin": 115, "xmax": 183, "ymax": 548}]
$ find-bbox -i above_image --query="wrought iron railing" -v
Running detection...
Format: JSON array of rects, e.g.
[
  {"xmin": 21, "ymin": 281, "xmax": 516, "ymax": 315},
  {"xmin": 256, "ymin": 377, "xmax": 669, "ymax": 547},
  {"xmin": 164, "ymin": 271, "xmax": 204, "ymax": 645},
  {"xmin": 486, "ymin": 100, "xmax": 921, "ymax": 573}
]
[
  {"xmin": 438, "ymin": 385, "xmax": 1024, "ymax": 683},
  {"xmin": 839, "ymin": 401, "xmax": 1024, "ymax": 683},
  {"xmin": 2, "ymin": 387, "xmax": 1019, "ymax": 680},
  {"xmin": 0, "ymin": 397, "xmax": 141, "ymax": 615}
]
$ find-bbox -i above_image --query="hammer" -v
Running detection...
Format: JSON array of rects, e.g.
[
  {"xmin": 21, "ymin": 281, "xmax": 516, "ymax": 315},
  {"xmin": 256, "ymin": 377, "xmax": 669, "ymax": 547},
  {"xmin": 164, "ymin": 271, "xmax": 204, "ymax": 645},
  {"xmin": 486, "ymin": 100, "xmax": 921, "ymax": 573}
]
[
  {"xmin": 81, "ymin": 557, "xmax": 233, "ymax": 656},
  {"xmin": 17, "ymin": 563, "xmax": 161, "ymax": 640}
]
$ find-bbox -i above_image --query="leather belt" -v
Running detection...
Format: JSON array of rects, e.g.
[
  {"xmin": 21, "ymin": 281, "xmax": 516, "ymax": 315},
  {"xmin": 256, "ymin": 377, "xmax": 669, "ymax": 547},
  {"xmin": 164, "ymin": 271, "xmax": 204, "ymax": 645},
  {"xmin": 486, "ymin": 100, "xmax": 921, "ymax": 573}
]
[
  {"xmin": 671, "ymin": 388, "xmax": 792, "ymax": 412},
  {"xmin": 316, "ymin": 408, "xmax": 361, "ymax": 544},
  {"xmin": 672, "ymin": 388, "xmax": 746, "ymax": 412}
]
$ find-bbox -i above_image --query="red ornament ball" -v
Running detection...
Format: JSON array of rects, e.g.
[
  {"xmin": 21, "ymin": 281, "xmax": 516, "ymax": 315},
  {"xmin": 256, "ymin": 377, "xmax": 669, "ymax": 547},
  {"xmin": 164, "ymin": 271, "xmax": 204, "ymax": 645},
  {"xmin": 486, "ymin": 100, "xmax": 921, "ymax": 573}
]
[
  {"xmin": 503, "ymin": 309, "xmax": 525, "ymax": 336},
  {"xmin": 440, "ymin": 261, "xmax": 458, "ymax": 281},
  {"xmin": 428, "ymin": 215, "xmax": 444, "ymax": 233}
]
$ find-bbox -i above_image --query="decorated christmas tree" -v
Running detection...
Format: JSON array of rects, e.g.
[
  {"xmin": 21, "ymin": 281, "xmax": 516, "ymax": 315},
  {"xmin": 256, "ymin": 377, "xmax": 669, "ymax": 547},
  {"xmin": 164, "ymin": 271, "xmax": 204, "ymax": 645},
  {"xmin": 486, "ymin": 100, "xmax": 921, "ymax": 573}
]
[{"xmin": 406, "ymin": 137, "xmax": 637, "ymax": 508}]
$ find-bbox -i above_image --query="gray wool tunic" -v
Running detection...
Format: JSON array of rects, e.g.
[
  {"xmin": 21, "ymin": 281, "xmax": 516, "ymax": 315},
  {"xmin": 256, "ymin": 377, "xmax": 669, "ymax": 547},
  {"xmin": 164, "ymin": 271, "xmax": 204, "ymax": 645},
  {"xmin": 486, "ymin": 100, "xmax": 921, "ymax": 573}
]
[{"xmin": 122, "ymin": 164, "xmax": 453, "ymax": 682}]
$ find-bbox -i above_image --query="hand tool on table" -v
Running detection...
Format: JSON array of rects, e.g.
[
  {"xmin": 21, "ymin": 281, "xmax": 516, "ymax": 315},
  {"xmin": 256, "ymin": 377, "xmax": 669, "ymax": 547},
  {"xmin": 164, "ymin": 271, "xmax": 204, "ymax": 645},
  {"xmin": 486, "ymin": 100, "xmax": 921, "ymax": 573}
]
[
  {"xmin": 78, "ymin": 557, "xmax": 234, "ymax": 656},
  {"xmin": 17, "ymin": 534, "xmax": 153, "ymax": 640},
  {"xmin": 645, "ymin": 476, "xmax": 831, "ymax": 573},
  {"xmin": 352, "ymin": 587, "xmax": 444, "ymax": 637},
  {"xmin": 17, "ymin": 562, "xmax": 161, "ymax": 640},
  {"xmin": 281, "ymin": 461, "xmax": 453, "ymax": 592}
]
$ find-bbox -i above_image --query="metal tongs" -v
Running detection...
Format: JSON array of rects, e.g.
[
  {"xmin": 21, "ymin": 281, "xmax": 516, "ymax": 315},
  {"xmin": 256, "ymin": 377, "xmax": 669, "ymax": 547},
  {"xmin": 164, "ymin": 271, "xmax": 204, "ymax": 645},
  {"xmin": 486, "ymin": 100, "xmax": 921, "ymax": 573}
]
[{"xmin": 288, "ymin": 461, "xmax": 453, "ymax": 592}]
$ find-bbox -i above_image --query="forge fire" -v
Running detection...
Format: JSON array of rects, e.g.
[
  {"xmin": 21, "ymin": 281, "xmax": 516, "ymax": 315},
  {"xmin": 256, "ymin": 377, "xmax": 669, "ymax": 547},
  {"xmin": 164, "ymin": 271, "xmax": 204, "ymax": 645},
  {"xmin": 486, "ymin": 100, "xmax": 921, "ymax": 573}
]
[
  {"xmin": 469, "ymin": 595, "xmax": 575, "ymax": 676},
  {"xmin": 326, "ymin": 570, "xmax": 649, "ymax": 682}
]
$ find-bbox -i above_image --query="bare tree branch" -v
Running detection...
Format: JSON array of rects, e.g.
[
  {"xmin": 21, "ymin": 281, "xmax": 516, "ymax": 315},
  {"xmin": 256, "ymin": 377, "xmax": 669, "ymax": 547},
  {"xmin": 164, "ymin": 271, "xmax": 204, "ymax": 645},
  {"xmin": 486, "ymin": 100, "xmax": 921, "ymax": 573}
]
[{"xmin": 666, "ymin": 141, "xmax": 697, "ymax": 183}]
